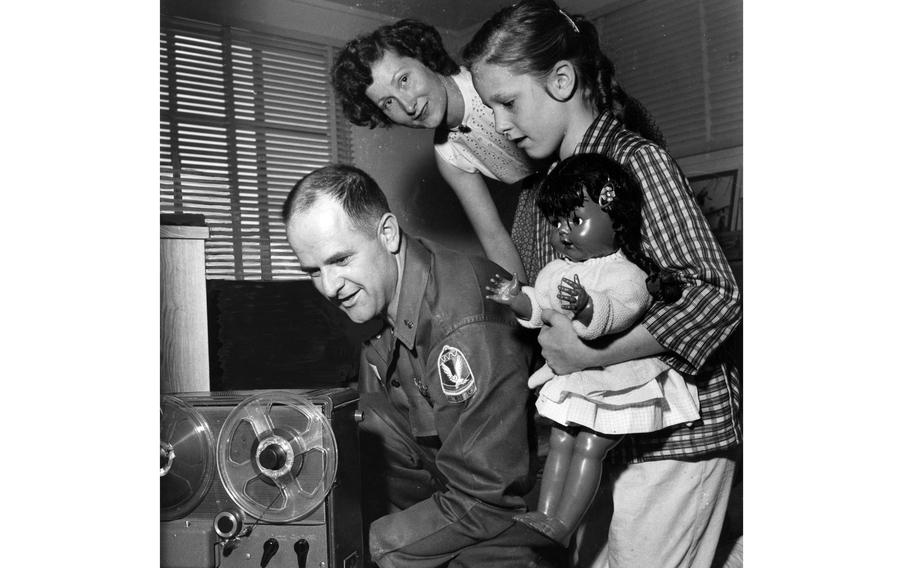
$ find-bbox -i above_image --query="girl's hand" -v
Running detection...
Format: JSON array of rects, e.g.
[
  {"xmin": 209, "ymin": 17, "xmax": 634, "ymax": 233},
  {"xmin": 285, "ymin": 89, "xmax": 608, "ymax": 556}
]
[
  {"xmin": 557, "ymin": 274, "xmax": 590, "ymax": 316},
  {"xmin": 485, "ymin": 272, "xmax": 520, "ymax": 305},
  {"xmin": 538, "ymin": 309, "xmax": 590, "ymax": 374}
]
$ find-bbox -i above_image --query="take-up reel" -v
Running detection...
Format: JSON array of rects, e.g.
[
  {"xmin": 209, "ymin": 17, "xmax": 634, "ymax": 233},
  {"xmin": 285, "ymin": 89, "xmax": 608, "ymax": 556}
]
[{"xmin": 216, "ymin": 391, "xmax": 338, "ymax": 524}]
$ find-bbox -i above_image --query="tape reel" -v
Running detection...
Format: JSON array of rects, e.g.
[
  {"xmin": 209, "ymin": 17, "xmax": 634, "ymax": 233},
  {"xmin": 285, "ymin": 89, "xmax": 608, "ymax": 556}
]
[
  {"xmin": 160, "ymin": 395, "xmax": 216, "ymax": 522},
  {"xmin": 216, "ymin": 391, "xmax": 338, "ymax": 523}
]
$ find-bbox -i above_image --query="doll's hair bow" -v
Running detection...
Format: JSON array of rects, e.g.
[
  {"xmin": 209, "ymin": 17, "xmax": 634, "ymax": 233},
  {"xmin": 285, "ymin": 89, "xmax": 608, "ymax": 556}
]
[{"xmin": 596, "ymin": 183, "xmax": 616, "ymax": 208}]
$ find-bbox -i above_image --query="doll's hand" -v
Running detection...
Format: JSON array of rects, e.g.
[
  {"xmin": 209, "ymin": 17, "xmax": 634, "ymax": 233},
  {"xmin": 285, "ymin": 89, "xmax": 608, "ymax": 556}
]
[
  {"xmin": 485, "ymin": 272, "xmax": 521, "ymax": 305},
  {"xmin": 557, "ymin": 274, "xmax": 590, "ymax": 316}
]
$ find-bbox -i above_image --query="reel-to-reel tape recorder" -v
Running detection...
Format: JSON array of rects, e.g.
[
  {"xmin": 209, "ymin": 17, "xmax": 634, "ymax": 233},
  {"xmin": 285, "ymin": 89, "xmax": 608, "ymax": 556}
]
[{"xmin": 160, "ymin": 388, "xmax": 362, "ymax": 568}]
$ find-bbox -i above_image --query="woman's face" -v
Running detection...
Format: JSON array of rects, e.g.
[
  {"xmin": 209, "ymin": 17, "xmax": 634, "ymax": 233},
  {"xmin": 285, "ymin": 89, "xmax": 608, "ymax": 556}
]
[
  {"xmin": 365, "ymin": 51, "xmax": 449, "ymax": 129},
  {"xmin": 547, "ymin": 193, "xmax": 616, "ymax": 262},
  {"xmin": 471, "ymin": 61, "xmax": 568, "ymax": 160}
]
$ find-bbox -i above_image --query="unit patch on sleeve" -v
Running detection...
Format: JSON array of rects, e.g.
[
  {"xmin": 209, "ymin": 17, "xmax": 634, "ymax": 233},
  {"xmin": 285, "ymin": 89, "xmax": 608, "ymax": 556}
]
[{"xmin": 437, "ymin": 345, "xmax": 477, "ymax": 403}]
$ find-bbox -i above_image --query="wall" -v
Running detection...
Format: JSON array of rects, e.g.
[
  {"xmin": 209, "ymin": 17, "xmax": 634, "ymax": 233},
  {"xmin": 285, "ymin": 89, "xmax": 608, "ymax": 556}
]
[
  {"xmin": 351, "ymin": 125, "xmax": 508, "ymax": 256},
  {"xmin": 592, "ymin": 0, "xmax": 743, "ymax": 159},
  {"xmin": 163, "ymin": 0, "xmax": 392, "ymax": 47}
]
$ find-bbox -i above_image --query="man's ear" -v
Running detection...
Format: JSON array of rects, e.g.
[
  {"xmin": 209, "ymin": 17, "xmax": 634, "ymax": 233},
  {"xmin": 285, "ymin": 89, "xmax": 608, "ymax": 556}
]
[
  {"xmin": 545, "ymin": 60, "xmax": 578, "ymax": 102},
  {"xmin": 377, "ymin": 212, "xmax": 401, "ymax": 253}
]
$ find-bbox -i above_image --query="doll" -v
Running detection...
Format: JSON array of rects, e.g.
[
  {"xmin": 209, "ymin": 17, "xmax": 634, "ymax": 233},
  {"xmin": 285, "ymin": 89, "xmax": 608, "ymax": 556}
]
[{"xmin": 486, "ymin": 153, "xmax": 701, "ymax": 545}]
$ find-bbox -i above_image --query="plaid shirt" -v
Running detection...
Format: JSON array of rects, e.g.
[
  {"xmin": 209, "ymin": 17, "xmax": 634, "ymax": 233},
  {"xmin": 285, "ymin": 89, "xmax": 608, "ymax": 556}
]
[{"xmin": 566, "ymin": 112, "xmax": 743, "ymax": 463}]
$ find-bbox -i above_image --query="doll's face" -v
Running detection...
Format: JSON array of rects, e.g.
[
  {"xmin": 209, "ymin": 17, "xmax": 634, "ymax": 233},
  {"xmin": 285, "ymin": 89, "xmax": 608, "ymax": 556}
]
[{"xmin": 548, "ymin": 193, "xmax": 617, "ymax": 262}]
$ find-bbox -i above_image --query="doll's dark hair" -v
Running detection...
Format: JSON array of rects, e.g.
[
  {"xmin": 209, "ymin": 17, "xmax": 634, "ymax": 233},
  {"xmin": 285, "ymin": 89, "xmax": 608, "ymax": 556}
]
[
  {"xmin": 537, "ymin": 153, "xmax": 682, "ymax": 303},
  {"xmin": 462, "ymin": 0, "xmax": 666, "ymax": 148},
  {"xmin": 331, "ymin": 19, "xmax": 460, "ymax": 129}
]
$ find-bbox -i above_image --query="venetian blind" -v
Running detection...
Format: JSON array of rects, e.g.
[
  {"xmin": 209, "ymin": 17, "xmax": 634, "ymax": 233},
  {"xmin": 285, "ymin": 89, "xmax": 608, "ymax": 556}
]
[
  {"xmin": 594, "ymin": 0, "xmax": 742, "ymax": 158},
  {"xmin": 160, "ymin": 16, "xmax": 352, "ymax": 280}
]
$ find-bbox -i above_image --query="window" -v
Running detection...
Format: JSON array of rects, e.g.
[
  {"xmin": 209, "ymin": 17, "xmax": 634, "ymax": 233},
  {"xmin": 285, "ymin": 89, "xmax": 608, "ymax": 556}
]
[{"xmin": 160, "ymin": 16, "xmax": 352, "ymax": 280}]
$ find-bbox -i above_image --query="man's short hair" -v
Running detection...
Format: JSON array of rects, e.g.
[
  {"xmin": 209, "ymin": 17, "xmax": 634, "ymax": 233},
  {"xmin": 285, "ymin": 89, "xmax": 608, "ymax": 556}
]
[
  {"xmin": 282, "ymin": 164, "xmax": 391, "ymax": 234},
  {"xmin": 331, "ymin": 19, "xmax": 459, "ymax": 129}
]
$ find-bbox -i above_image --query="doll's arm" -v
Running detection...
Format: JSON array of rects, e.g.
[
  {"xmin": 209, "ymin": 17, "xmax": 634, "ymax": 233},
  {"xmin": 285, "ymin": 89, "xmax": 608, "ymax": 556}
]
[
  {"xmin": 485, "ymin": 273, "xmax": 533, "ymax": 320},
  {"xmin": 570, "ymin": 264, "xmax": 652, "ymax": 341},
  {"xmin": 556, "ymin": 274, "xmax": 593, "ymax": 326}
]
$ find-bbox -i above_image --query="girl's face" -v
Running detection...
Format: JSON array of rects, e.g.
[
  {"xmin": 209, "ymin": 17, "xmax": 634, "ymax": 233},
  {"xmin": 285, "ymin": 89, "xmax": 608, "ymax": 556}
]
[
  {"xmin": 471, "ymin": 61, "xmax": 569, "ymax": 160},
  {"xmin": 365, "ymin": 51, "xmax": 449, "ymax": 129},
  {"xmin": 548, "ymin": 193, "xmax": 616, "ymax": 262}
]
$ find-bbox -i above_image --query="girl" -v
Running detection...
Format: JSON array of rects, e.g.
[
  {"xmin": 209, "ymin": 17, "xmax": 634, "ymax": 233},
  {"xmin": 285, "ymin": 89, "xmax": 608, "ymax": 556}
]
[
  {"xmin": 464, "ymin": 1, "xmax": 742, "ymax": 566},
  {"xmin": 486, "ymin": 153, "xmax": 700, "ymax": 546},
  {"xmin": 332, "ymin": 19, "xmax": 555, "ymax": 283}
]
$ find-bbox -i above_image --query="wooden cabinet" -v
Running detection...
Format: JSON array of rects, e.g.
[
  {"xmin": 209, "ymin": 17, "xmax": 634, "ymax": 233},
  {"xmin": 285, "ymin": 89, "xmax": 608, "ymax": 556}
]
[{"xmin": 160, "ymin": 224, "xmax": 210, "ymax": 393}]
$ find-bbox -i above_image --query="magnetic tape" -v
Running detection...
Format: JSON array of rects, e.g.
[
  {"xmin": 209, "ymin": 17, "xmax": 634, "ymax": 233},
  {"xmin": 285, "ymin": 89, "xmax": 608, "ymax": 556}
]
[{"xmin": 160, "ymin": 388, "xmax": 362, "ymax": 568}]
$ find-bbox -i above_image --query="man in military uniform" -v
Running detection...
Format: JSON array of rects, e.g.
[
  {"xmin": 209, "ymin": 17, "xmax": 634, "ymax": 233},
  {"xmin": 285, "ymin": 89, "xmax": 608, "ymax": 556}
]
[{"xmin": 283, "ymin": 164, "xmax": 555, "ymax": 567}]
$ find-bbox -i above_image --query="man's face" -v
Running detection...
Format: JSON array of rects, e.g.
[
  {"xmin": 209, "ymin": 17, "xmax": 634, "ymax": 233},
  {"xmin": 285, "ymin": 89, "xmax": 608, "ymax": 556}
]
[
  {"xmin": 286, "ymin": 196, "xmax": 398, "ymax": 323},
  {"xmin": 365, "ymin": 50, "xmax": 448, "ymax": 129}
]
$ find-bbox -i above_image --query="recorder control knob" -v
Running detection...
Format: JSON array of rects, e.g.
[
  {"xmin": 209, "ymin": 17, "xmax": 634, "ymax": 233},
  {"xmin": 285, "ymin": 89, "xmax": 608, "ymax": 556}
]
[
  {"xmin": 294, "ymin": 539, "xmax": 310, "ymax": 567},
  {"xmin": 261, "ymin": 538, "xmax": 279, "ymax": 567}
]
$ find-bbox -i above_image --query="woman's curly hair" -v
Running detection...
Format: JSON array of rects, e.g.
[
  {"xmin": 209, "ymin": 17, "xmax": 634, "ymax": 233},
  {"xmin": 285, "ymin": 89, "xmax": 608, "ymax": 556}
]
[
  {"xmin": 331, "ymin": 19, "xmax": 460, "ymax": 129},
  {"xmin": 537, "ymin": 153, "xmax": 682, "ymax": 304}
]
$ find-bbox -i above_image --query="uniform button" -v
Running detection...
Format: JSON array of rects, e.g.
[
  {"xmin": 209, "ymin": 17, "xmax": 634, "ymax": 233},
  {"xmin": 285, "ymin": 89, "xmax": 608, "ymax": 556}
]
[
  {"xmin": 405, "ymin": 320, "xmax": 414, "ymax": 329},
  {"xmin": 390, "ymin": 379, "xmax": 401, "ymax": 388}
]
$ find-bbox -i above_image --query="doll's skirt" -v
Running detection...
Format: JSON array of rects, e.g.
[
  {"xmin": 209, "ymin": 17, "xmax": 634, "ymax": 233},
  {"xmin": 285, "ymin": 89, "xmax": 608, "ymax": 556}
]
[{"xmin": 534, "ymin": 360, "xmax": 701, "ymax": 435}]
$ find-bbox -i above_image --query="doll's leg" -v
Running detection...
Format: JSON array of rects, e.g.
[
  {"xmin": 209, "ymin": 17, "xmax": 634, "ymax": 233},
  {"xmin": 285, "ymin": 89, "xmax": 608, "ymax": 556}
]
[
  {"xmin": 514, "ymin": 425, "xmax": 577, "ymax": 541},
  {"xmin": 550, "ymin": 430, "xmax": 624, "ymax": 542},
  {"xmin": 537, "ymin": 424, "xmax": 576, "ymax": 515},
  {"xmin": 517, "ymin": 430, "xmax": 623, "ymax": 546}
]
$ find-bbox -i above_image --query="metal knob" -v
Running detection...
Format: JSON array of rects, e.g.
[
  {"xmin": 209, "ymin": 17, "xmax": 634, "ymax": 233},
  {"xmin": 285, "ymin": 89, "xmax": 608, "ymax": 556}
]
[
  {"xmin": 261, "ymin": 538, "xmax": 279, "ymax": 568},
  {"xmin": 294, "ymin": 539, "xmax": 310, "ymax": 568},
  {"xmin": 259, "ymin": 444, "xmax": 287, "ymax": 471}
]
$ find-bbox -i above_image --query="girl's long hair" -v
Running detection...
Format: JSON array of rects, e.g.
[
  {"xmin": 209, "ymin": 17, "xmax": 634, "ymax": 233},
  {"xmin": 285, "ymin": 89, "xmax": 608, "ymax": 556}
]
[{"xmin": 462, "ymin": 0, "xmax": 666, "ymax": 147}]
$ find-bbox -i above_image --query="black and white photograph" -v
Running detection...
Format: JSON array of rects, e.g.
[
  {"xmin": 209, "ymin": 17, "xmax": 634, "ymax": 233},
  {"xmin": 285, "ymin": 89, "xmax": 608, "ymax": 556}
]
[
  {"xmin": 15, "ymin": 1, "xmax": 909, "ymax": 566},
  {"xmin": 155, "ymin": 1, "xmax": 743, "ymax": 567}
]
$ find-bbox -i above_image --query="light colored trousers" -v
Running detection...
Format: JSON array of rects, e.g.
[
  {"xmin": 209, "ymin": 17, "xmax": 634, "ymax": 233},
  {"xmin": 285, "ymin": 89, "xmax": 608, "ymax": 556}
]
[{"xmin": 572, "ymin": 452, "xmax": 736, "ymax": 568}]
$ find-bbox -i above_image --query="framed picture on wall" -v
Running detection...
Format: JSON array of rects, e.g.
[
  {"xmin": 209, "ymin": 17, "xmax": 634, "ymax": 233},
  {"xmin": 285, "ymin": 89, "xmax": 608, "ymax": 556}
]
[
  {"xmin": 677, "ymin": 146, "xmax": 743, "ymax": 234},
  {"xmin": 676, "ymin": 147, "xmax": 743, "ymax": 266},
  {"xmin": 687, "ymin": 170, "xmax": 739, "ymax": 233}
]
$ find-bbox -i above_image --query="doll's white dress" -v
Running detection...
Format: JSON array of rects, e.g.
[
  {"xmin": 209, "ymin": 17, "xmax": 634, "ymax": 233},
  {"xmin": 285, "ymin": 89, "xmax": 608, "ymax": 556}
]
[{"xmin": 519, "ymin": 251, "xmax": 700, "ymax": 434}]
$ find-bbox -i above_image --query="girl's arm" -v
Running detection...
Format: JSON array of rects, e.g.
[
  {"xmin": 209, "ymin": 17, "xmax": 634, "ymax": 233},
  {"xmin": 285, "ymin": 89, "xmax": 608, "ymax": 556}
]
[
  {"xmin": 538, "ymin": 310, "xmax": 665, "ymax": 374},
  {"xmin": 624, "ymin": 145, "xmax": 742, "ymax": 374},
  {"xmin": 436, "ymin": 155, "xmax": 528, "ymax": 282}
]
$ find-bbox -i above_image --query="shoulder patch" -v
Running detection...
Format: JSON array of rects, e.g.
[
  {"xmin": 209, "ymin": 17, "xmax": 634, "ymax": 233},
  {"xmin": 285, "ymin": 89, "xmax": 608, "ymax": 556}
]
[{"xmin": 437, "ymin": 345, "xmax": 477, "ymax": 403}]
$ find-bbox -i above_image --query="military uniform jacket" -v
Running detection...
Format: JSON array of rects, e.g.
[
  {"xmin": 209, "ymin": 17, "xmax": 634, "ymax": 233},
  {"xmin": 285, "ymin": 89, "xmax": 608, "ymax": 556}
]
[{"xmin": 360, "ymin": 235, "xmax": 535, "ymax": 564}]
